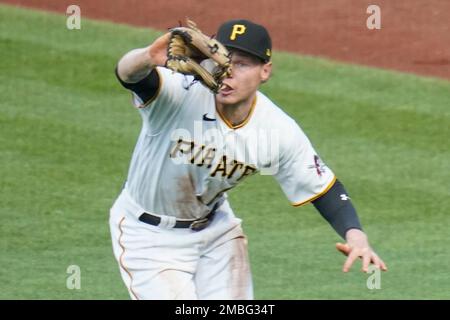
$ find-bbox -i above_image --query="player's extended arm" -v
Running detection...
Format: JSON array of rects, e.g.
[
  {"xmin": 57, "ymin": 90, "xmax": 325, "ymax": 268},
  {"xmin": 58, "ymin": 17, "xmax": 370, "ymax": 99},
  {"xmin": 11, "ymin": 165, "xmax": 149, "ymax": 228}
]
[
  {"xmin": 312, "ymin": 179, "xmax": 388, "ymax": 273},
  {"xmin": 117, "ymin": 33, "xmax": 170, "ymax": 83}
]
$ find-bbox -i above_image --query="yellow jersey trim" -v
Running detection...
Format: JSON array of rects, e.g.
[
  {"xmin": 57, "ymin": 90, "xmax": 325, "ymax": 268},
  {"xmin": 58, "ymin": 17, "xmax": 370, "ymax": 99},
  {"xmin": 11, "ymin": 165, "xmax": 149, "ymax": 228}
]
[
  {"xmin": 216, "ymin": 95, "xmax": 257, "ymax": 129},
  {"xmin": 291, "ymin": 175, "xmax": 337, "ymax": 207}
]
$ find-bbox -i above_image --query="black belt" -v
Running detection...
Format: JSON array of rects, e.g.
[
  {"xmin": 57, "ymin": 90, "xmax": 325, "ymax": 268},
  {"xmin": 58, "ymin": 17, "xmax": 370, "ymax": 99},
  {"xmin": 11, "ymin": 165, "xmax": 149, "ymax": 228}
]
[{"xmin": 138, "ymin": 203, "xmax": 219, "ymax": 231}]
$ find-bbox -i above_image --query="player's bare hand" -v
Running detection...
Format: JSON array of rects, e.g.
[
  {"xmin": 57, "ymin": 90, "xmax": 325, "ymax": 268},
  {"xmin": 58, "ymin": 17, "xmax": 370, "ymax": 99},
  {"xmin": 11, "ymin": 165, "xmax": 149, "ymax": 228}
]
[
  {"xmin": 336, "ymin": 229, "xmax": 388, "ymax": 273},
  {"xmin": 148, "ymin": 33, "xmax": 171, "ymax": 67}
]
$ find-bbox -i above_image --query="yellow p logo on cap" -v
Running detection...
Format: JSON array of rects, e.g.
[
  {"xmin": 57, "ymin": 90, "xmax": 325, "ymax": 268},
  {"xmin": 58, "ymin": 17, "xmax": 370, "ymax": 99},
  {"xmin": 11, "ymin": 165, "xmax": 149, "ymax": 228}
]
[{"xmin": 230, "ymin": 24, "xmax": 246, "ymax": 40}]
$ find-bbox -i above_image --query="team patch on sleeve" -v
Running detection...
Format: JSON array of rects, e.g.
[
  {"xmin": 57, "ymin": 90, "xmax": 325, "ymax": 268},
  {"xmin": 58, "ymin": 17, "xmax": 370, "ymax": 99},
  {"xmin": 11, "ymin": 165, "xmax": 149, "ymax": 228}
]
[
  {"xmin": 273, "ymin": 123, "xmax": 336, "ymax": 207},
  {"xmin": 307, "ymin": 155, "xmax": 327, "ymax": 177}
]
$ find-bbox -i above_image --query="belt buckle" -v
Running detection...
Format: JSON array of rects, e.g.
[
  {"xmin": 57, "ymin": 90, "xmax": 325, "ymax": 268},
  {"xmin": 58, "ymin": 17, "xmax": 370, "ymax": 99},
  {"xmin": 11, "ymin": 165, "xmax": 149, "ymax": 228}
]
[{"xmin": 189, "ymin": 217, "xmax": 209, "ymax": 231}]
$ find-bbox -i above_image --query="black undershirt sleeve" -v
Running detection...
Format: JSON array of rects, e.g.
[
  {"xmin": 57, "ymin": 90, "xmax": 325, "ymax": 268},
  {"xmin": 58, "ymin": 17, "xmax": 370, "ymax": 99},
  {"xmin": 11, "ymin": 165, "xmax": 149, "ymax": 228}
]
[
  {"xmin": 312, "ymin": 179, "xmax": 363, "ymax": 239},
  {"xmin": 115, "ymin": 67, "xmax": 160, "ymax": 104}
]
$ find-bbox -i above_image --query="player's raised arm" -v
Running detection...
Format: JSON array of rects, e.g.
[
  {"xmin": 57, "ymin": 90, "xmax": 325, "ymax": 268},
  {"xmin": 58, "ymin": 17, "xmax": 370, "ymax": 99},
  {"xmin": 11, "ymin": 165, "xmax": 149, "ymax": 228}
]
[
  {"xmin": 117, "ymin": 33, "xmax": 170, "ymax": 83},
  {"xmin": 115, "ymin": 33, "xmax": 171, "ymax": 107}
]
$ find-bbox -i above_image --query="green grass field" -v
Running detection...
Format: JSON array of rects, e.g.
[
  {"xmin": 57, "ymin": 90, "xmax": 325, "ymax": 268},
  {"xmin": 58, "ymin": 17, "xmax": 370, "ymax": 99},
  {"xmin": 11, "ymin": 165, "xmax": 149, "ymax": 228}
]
[{"xmin": 0, "ymin": 5, "xmax": 449, "ymax": 299}]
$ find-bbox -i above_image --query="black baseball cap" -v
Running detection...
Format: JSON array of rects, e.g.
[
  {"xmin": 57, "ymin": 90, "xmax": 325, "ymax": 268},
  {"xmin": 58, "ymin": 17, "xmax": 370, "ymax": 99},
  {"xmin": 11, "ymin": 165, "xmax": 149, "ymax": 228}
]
[{"xmin": 216, "ymin": 19, "xmax": 272, "ymax": 63}]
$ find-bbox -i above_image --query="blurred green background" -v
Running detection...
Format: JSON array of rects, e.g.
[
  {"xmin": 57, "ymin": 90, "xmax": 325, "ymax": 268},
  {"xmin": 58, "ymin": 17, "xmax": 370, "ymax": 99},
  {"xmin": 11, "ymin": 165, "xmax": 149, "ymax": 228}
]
[{"xmin": 0, "ymin": 5, "xmax": 449, "ymax": 299}]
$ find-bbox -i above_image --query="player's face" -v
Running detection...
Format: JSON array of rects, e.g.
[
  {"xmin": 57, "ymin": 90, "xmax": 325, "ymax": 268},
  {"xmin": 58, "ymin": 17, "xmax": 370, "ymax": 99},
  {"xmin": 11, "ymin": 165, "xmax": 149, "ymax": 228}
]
[{"xmin": 216, "ymin": 51, "xmax": 272, "ymax": 105}]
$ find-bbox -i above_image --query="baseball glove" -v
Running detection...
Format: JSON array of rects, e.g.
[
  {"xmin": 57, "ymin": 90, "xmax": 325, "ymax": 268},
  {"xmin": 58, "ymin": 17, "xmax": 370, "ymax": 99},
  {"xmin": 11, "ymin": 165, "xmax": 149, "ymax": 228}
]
[{"xmin": 166, "ymin": 19, "xmax": 232, "ymax": 93}]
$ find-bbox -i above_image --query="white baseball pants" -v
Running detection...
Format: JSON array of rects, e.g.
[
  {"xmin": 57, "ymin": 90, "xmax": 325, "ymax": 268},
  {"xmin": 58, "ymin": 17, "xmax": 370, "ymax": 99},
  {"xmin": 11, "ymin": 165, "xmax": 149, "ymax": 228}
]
[{"xmin": 109, "ymin": 188, "xmax": 253, "ymax": 300}]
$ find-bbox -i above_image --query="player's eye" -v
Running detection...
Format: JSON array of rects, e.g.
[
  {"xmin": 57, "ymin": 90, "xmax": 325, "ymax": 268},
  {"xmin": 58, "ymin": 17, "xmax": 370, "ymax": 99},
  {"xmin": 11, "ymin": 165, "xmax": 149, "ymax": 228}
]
[{"xmin": 233, "ymin": 62, "xmax": 248, "ymax": 68}]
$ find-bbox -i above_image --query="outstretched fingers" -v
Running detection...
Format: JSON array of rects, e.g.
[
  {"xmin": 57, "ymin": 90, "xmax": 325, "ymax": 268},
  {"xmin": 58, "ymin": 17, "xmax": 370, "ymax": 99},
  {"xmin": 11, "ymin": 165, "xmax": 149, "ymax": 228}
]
[
  {"xmin": 371, "ymin": 254, "xmax": 388, "ymax": 271},
  {"xmin": 361, "ymin": 251, "xmax": 371, "ymax": 272},
  {"xmin": 342, "ymin": 250, "xmax": 359, "ymax": 273},
  {"xmin": 337, "ymin": 243, "xmax": 388, "ymax": 273}
]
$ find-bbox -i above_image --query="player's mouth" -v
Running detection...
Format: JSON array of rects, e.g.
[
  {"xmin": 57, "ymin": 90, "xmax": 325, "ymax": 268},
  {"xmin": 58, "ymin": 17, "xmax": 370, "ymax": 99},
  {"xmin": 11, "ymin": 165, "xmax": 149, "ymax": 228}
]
[{"xmin": 219, "ymin": 83, "xmax": 234, "ymax": 96}]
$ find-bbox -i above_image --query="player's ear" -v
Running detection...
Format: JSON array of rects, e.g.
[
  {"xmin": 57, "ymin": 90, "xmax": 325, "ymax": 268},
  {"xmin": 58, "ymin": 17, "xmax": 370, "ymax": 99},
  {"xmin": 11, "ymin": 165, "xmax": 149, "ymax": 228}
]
[{"xmin": 260, "ymin": 61, "xmax": 272, "ymax": 83}]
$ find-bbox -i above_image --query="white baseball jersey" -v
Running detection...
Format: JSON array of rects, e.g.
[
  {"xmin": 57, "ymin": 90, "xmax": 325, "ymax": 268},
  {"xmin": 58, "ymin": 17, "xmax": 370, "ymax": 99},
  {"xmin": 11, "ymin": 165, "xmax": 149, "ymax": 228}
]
[{"xmin": 124, "ymin": 67, "xmax": 335, "ymax": 220}]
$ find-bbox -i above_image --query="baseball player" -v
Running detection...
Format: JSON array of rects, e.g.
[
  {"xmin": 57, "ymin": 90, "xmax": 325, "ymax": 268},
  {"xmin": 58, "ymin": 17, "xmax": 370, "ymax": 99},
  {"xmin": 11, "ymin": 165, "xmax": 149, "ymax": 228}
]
[{"xmin": 110, "ymin": 19, "xmax": 387, "ymax": 300}]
